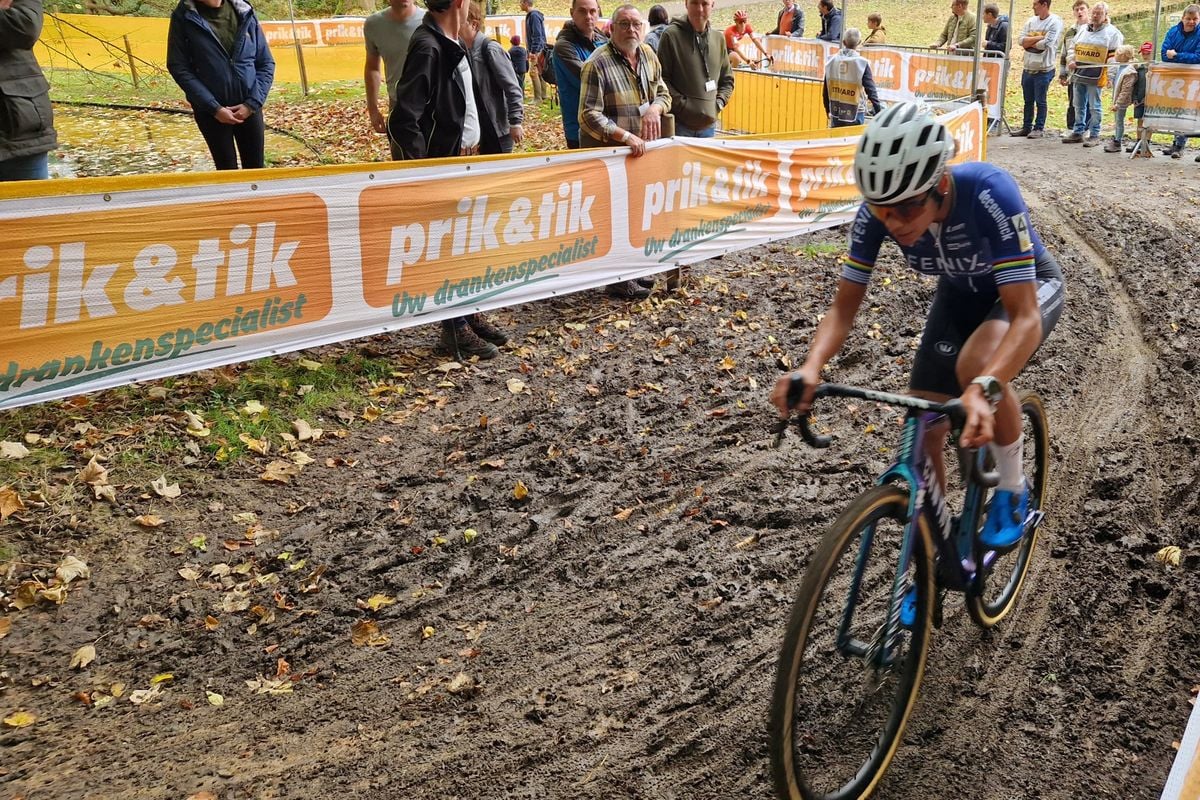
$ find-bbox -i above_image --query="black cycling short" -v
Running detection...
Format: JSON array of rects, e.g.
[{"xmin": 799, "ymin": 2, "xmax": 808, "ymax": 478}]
[{"xmin": 909, "ymin": 250, "xmax": 1065, "ymax": 397}]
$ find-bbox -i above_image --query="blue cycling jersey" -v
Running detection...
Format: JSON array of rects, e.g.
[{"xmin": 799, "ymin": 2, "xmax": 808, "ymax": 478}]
[{"xmin": 842, "ymin": 161, "xmax": 1048, "ymax": 294}]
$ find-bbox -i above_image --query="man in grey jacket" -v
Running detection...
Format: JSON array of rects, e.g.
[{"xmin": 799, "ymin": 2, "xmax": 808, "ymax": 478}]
[{"xmin": 0, "ymin": 0, "xmax": 56, "ymax": 180}]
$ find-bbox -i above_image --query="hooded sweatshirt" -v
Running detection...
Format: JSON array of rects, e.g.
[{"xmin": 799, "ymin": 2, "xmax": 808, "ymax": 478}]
[
  {"xmin": 656, "ymin": 16, "xmax": 734, "ymax": 131},
  {"xmin": 1068, "ymin": 21, "xmax": 1123, "ymax": 85}
]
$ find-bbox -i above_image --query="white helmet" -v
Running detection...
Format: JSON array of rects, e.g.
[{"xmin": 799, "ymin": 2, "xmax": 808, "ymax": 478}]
[{"xmin": 853, "ymin": 104, "xmax": 955, "ymax": 205}]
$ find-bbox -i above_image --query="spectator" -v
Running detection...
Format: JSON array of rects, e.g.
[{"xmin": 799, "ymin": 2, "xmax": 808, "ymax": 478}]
[
  {"xmin": 1012, "ymin": 0, "xmax": 1062, "ymax": 139},
  {"xmin": 508, "ymin": 33, "xmax": 528, "ymax": 96},
  {"xmin": 1159, "ymin": 4, "xmax": 1199, "ymax": 158},
  {"xmin": 579, "ymin": 3, "xmax": 671, "ymax": 299},
  {"xmin": 1062, "ymin": 0, "xmax": 1122, "ymax": 146},
  {"xmin": 388, "ymin": 0, "xmax": 508, "ymax": 359},
  {"xmin": 822, "ymin": 28, "xmax": 881, "ymax": 127},
  {"xmin": 0, "ymin": 0, "xmax": 56, "ymax": 181},
  {"xmin": 521, "ymin": 0, "xmax": 547, "ymax": 103},
  {"xmin": 167, "ymin": 0, "xmax": 275, "ymax": 170},
  {"xmin": 645, "ymin": 4, "xmax": 670, "ymax": 49},
  {"xmin": 931, "ymin": 0, "xmax": 978, "ymax": 52},
  {"xmin": 553, "ymin": 0, "xmax": 607, "ymax": 148},
  {"xmin": 863, "ymin": 12, "xmax": 887, "ymax": 45},
  {"xmin": 1059, "ymin": 0, "xmax": 1090, "ymax": 132},
  {"xmin": 726, "ymin": 9, "xmax": 768, "ymax": 67},
  {"xmin": 983, "ymin": 3, "xmax": 1010, "ymax": 55},
  {"xmin": 363, "ymin": 0, "xmax": 425, "ymax": 160},
  {"xmin": 463, "ymin": 0, "xmax": 523, "ymax": 153},
  {"xmin": 771, "ymin": 0, "xmax": 803, "ymax": 37},
  {"xmin": 816, "ymin": 0, "xmax": 843, "ymax": 42},
  {"xmin": 657, "ymin": 0, "xmax": 734, "ymax": 137},
  {"xmin": 1104, "ymin": 44, "xmax": 1143, "ymax": 152}
]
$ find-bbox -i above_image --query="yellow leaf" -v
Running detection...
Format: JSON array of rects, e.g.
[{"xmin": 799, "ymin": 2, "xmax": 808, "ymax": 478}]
[
  {"xmin": 1156, "ymin": 546, "xmax": 1182, "ymax": 567},
  {"xmin": 513, "ymin": 481, "xmax": 529, "ymax": 501},
  {"xmin": 150, "ymin": 672, "xmax": 174, "ymax": 685},
  {"xmin": 363, "ymin": 406, "xmax": 383, "ymax": 422},
  {"xmin": 0, "ymin": 617, "xmax": 11, "ymax": 639},
  {"xmin": 733, "ymin": 532, "xmax": 760, "ymax": 550},
  {"xmin": 259, "ymin": 460, "xmax": 301, "ymax": 484},
  {"xmin": 241, "ymin": 400, "xmax": 267, "ymax": 416},
  {"xmin": 134, "ymin": 514, "xmax": 166, "ymax": 528},
  {"xmin": 351, "ymin": 620, "xmax": 390, "ymax": 647},
  {"xmin": 3, "ymin": 711, "xmax": 35, "ymax": 728},
  {"xmin": 613, "ymin": 507, "xmax": 634, "ymax": 521},
  {"xmin": 205, "ymin": 615, "xmax": 220, "ymax": 630},
  {"xmin": 463, "ymin": 528, "xmax": 478, "ymax": 543},
  {"xmin": 719, "ymin": 356, "xmax": 737, "ymax": 371},
  {"xmin": 205, "ymin": 691, "xmax": 224, "ymax": 707},
  {"xmin": 506, "ymin": 378, "xmax": 526, "ymax": 394},
  {"xmin": 70, "ymin": 644, "xmax": 97, "ymax": 670},
  {"xmin": 110, "ymin": 682, "xmax": 126, "ymax": 697},
  {"xmin": 421, "ymin": 625, "xmax": 436, "ymax": 639},
  {"xmin": 365, "ymin": 594, "xmax": 396, "ymax": 612},
  {"xmin": 298, "ymin": 358, "xmax": 323, "ymax": 371},
  {"xmin": 0, "ymin": 485, "xmax": 25, "ymax": 520},
  {"xmin": 447, "ymin": 672, "xmax": 476, "ymax": 695},
  {"xmin": 38, "ymin": 584, "xmax": 68, "ymax": 605},
  {"xmin": 79, "ymin": 456, "xmax": 109, "ymax": 486},
  {"xmin": 238, "ymin": 433, "xmax": 270, "ymax": 455}
]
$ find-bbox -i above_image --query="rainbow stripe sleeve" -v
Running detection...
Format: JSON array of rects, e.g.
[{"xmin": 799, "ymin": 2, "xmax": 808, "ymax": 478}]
[
  {"xmin": 991, "ymin": 254, "xmax": 1036, "ymax": 286},
  {"xmin": 841, "ymin": 255, "xmax": 875, "ymax": 285}
]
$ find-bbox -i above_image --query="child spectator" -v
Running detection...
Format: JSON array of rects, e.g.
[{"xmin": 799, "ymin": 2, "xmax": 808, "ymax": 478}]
[
  {"xmin": 1104, "ymin": 44, "xmax": 1143, "ymax": 152},
  {"xmin": 509, "ymin": 33, "xmax": 529, "ymax": 96},
  {"xmin": 863, "ymin": 12, "xmax": 886, "ymax": 45}
]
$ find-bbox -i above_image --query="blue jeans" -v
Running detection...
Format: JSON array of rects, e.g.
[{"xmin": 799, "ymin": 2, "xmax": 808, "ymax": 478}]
[
  {"xmin": 0, "ymin": 152, "xmax": 49, "ymax": 181},
  {"xmin": 1021, "ymin": 70, "xmax": 1055, "ymax": 131},
  {"xmin": 1072, "ymin": 83, "xmax": 1102, "ymax": 137},
  {"xmin": 675, "ymin": 122, "xmax": 716, "ymax": 137}
]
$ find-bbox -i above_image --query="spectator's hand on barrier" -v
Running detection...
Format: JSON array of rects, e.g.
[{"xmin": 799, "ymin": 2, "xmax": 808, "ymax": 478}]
[
  {"xmin": 230, "ymin": 104, "xmax": 253, "ymax": 122},
  {"xmin": 214, "ymin": 106, "xmax": 241, "ymax": 125},
  {"xmin": 1166, "ymin": 49, "xmax": 1177, "ymax": 59},
  {"xmin": 460, "ymin": 144, "xmax": 480, "ymax": 156},
  {"xmin": 641, "ymin": 106, "xmax": 661, "ymax": 141},
  {"xmin": 626, "ymin": 133, "xmax": 647, "ymax": 157},
  {"xmin": 368, "ymin": 105, "xmax": 387, "ymax": 134},
  {"xmin": 511, "ymin": 124, "xmax": 525, "ymax": 144}
]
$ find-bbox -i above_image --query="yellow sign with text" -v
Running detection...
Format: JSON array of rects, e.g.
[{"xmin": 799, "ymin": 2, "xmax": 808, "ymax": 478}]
[
  {"xmin": 1073, "ymin": 42, "xmax": 1108, "ymax": 65},
  {"xmin": 863, "ymin": 49, "xmax": 903, "ymax": 91},
  {"xmin": 907, "ymin": 54, "xmax": 1001, "ymax": 106},
  {"xmin": 0, "ymin": 195, "xmax": 333, "ymax": 395},
  {"xmin": 359, "ymin": 162, "xmax": 613, "ymax": 316}
]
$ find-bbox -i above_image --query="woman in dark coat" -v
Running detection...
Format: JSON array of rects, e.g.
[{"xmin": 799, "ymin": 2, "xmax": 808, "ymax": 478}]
[
  {"xmin": 167, "ymin": 0, "xmax": 275, "ymax": 169},
  {"xmin": 0, "ymin": 0, "xmax": 57, "ymax": 181}
]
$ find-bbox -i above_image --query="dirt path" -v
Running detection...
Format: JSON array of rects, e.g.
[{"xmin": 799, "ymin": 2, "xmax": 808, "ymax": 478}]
[{"xmin": 2, "ymin": 137, "xmax": 1198, "ymax": 800}]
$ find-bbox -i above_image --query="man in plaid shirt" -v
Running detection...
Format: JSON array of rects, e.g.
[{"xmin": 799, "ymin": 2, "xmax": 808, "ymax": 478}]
[{"xmin": 579, "ymin": 4, "xmax": 671, "ymax": 157}]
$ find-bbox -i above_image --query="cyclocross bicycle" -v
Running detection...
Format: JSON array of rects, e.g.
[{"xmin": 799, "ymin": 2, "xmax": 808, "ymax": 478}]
[{"xmin": 768, "ymin": 379, "xmax": 1050, "ymax": 800}]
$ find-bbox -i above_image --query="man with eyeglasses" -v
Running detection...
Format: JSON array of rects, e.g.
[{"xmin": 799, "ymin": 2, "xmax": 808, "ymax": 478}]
[
  {"xmin": 771, "ymin": 104, "xmax": 1065, "ymax": 553},
  {"xmin": 1012, "ymin": 0, "xmax": 1063, "ymax": 138},
  {"xmin": 579, "ymin": 3, "xmax": 672, "ymax": 299},
  {"xmin": 656, "ymin": 0, "xmax": 734, "ymax": 137}
]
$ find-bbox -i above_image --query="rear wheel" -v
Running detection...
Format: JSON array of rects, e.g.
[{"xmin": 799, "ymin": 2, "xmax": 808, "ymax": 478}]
[
  {"xmin": 965, "ymin": 391, "xmax": 1049, "ymax": 627},
  {"xmin": 770, "ymin": 485, "xmax": 935, "ymax": 800}
]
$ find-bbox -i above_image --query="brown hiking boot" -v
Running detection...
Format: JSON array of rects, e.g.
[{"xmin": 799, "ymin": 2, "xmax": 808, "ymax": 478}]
[
  {"xmin": 1061, "ymin": 131, "xmax": 1083, "ymax": 143},
  {"xmin": 439, "ymin": 319, "xmax": 499, "ymax": 360},
  {"xmin": 466, "ymin": 312, "xmax": 508, "ymax": 345},
  {"xmin": 605, "ymin": 280, "xmax": 651, "ymax": 300}
]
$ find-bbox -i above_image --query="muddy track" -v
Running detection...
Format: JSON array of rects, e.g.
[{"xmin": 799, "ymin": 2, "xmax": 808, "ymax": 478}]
[{"xmin": 4, "ymin": 144, "xmax": 1199, "ymax": 800}]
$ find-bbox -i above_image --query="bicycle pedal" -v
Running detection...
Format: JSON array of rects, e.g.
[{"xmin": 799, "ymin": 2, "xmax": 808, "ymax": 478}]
[{"xmin": 1025, "ymin": 510, "xmax": 1045, "ymax": 533}]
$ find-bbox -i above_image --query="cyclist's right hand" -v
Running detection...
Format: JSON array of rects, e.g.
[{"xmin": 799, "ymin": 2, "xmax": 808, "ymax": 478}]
[{"xmin": 770, "ymin": 365, "xmax": 821, "ymax": 418}]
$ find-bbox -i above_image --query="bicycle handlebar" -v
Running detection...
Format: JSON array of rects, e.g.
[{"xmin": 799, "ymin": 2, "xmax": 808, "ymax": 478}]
[{"xmin": 773, "ymin": 377, "xmax": 999, "ymax": 487}]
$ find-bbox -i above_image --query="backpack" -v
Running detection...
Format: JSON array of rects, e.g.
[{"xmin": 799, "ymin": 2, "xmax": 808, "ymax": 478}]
[{"xmin": 540, "ymin": 48, "xmax": 558, "ymax": 85}]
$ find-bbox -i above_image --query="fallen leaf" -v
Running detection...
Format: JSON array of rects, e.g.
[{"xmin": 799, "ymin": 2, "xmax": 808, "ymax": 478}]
[
  {"xmin": 480, "ymin": 458, "xmax": 506, "ymax": 469},
  {"xmin": 421, "ymin": 625, "xmax": 436, "ymax": 639},
  {"xmin": 297, "ymin": 358, "xmax": 323, "ymax": 371},
  {"xmin": 363, "ymin": 594, "xmax": 396, "ymax": 612},
  {"xmin": 150, "ymin": 672, "xmax": 175, "ymax": 685},
  {"xmin": 79, "ymin": 456, "xmax": 109, "ymax": 486},
  {"xmin": 506, "ymin": 378, "xmax": 526, "ymax": 394},
  {"xmin": 38, "ymin": 584, "xmax": 68, "ymax": 605},
  {"xmin": 3, "ymin": 711, "xmax": 35, "ymax": 728},
  {"xmin": 1156, "ymin": 546, "xmax": 1182, "ymax": 567},
  {"xmin": 463, "ymin": 528, "xmax": 478, "ymax": 543},
  {"xmin": 179, "ymin": 567, "xmax": 201, "ymax": 581},
  {"xmin": 613, "ymin": 507, "xmax": 634, "ymax": 521},
  {"xmin": 151, "ymin": 475, "xmax": 182, "ymax": 499},
  {"xmin": 70, "ymin": 644, "xmax": 97, "ymax": 670},
  {"xmin": 0, "ymin": 486, "xmax": 25, "ymax": 520},
  {"xmin": 93, "ymin": 484, "xmax": 117, "ymax": 504},
  {"xmin": 351, "ymin": 619, "xmax": 390, "ymax": 647},
  {"xmin": 719, "ymin": 356, "xmax": 737, "ymax": 371},
  {"xmin": 56, "ymin": 555, "xmax": 90, "ymax": 584},
  {"xmin": 241, "ymin": 400, "xmax": 267, "ymax": 416},
  {"xmin": 134, "ymin": 514, "xmax": 166, "ymax": 528},
  {"xmin": 205, "ymin": 691, "xmax": 224, "ymax": 707},
  {"xmin": 0, "ymin": 441, "xmax": 30, "ymax": 459},
  {"xmin": 204, "ymin": 615, "xmax": 220, "ymax": 630},
  {"xmin": 292, "ymin": 419, "xmax": 322, "ymax": 441},
  {"xmin": 447, "ymin": 672, "xmax": 476, "ymax": 695},
  {"xmin": 128, "ymin": 687, "xmax": 162, "ymax": 705},
  {"xmin": 363, "ymin": 406, "xmax": 383, "ymax": 422},
  {"xmin": 0, "ymin": 617, "xmax": 11, "ymax": 639},
  {"xmin": 513, "ymin": 481, "xmax": 529, "ymax": 501},
  {"xmin": 733, "ymin": 532, "xmax": 760, "ymax": 550},
  {"xmin": 238, "ymin": 433, "xmax": 270, "ymax": 455},
  {"xmin": 260, "ymin": 460, "xmax": 302, "ymax": 484}
]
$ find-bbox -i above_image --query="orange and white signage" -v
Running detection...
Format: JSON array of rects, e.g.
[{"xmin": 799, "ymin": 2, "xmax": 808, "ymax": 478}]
[
  {"xmin": 1143, "ymin": 62, "xmax": 1200, "ymax": 135},
  {"xmin": 0, "ymin": 105, "xmax": 983, "ymax": 410}
]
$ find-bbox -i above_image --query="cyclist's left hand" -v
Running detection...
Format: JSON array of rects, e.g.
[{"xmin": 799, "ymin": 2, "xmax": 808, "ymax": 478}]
[{"xmin": 959, "ymin": 390, "xmax": 995, "ymax": 449}]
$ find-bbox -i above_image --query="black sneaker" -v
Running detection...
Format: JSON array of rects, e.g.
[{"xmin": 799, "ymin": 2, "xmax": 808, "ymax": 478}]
[
  {"xmin": 439, "ymin": 319, "xmax": 499, "ymax": 360},
  {"xmin": 635, "ymin": 277, "xmax": 655, "ymax": 289},
  {"xmin": 605, "ymin": 280, "xmax": 651, "ymax": 300},
  {"xmin": 1011, "ymin": 128, "xmax": 1031, "ymax": 137},
  {"xmin": 465, "ymin": 312, "xmax": 508, "ymax": 345}
]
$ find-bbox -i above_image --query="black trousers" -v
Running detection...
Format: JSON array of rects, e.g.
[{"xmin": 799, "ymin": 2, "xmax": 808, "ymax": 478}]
[{"xmin": 194, "ymin": 109, "xmax": 266, "ymax": 170}]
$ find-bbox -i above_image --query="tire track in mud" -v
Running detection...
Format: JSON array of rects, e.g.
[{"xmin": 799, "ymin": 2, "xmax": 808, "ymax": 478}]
[{"xmin": 883, "ymin": 191, "xmax": 1167, "ymax": 799}]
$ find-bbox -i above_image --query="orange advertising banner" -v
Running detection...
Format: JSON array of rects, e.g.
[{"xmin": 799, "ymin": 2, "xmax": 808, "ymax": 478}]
[
  {"xmin": 0, "ymin": 105, "xmax": 984, "ymax": 410},
  {"xmin": 1143, "ymin": 63, "xmax": 1200, "ymax": 135}
]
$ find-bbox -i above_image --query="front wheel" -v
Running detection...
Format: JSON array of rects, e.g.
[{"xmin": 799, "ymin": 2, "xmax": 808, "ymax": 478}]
[
  {"xmin": 770, "ymin": 485, "xmax": 936, "ymax": 800},
  {"xmin": 965, "ymin": 391, "xmax": 1049, "ymax": 627}
]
